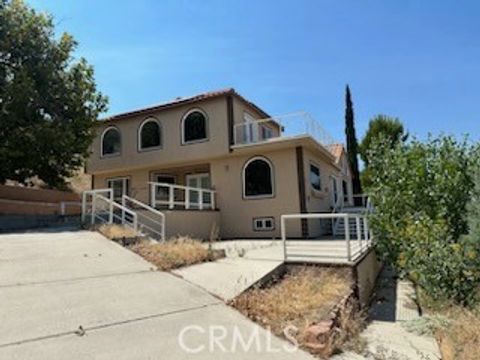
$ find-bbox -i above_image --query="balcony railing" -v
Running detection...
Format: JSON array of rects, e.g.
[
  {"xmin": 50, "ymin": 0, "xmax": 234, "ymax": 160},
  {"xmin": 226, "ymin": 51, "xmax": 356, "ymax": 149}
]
[
  {"xmin": 149, "ymin": 182, "xmax": 216, "ymax": 210},
  {"xmin": 233, "ymin": 112, "xmax": 336, "ymax": 153}
]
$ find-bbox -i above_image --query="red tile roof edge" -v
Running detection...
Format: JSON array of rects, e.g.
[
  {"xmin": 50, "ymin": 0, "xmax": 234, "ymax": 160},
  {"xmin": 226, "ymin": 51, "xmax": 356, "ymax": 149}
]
[{"xmin": 101, "ymin": 88, "xmax": 271, "ymax": 122}]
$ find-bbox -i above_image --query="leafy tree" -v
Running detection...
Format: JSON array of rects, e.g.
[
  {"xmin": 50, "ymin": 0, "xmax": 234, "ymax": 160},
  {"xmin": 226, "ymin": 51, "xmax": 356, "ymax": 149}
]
[
  {"xmin": 344, "ymin": 85, "xmax": 362, "ymax": 197},
  {"xmin": 359, "ymin": 114, "xmax": 407, "ymax": 165},
  {"xmin": 466, "ymin": 146, "xmax": 480, "ymax": 241},
  {"xmin": 0, "ymin": 0, "xmax": 107, "ymax": 188},
  {"xmin": 368, "ymin": 136, "xmax": 480, "ymax": 304},
  {"xmin": 359, "ymin": 115, "xmax": 408, "ymax": 188}
]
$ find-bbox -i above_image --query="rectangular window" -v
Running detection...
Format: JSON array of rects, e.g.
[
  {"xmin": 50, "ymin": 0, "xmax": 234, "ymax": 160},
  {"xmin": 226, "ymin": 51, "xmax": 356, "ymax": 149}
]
[
  {"xmin": 309, "ymin": 163, "xmax": 321, "ymax": 191},
  {"xmin": 253, "ymin": 217, "xmax": 275, "ymax": 231},
  {"xmin": 106, "ymin": 177, "xmax": 130, "ymax": 202}
]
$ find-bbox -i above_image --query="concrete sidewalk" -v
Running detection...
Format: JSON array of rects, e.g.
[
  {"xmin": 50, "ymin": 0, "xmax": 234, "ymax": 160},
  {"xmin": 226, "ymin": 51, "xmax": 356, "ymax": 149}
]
[
  {"xmin": 173, "ymin": 241, "xmax": 284, "ymax": 300},
  {"xmin": 0, "ymin": 230, "xmax": 313, "ymax": 359},
  {"xmin": 332, "ymin": 267, "xmax": 441, "ymax": 360}
]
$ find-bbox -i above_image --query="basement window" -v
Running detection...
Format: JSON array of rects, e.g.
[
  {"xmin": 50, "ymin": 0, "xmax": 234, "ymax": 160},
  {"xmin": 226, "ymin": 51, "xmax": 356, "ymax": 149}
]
[{"xmin": 253, "ymin": 217, "xmax": 275, "ymax": 231}]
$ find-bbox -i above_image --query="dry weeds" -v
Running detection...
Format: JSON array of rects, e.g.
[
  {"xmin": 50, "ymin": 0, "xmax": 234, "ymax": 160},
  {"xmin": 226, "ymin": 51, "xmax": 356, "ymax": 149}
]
[
  {"xmin": 435, "ymin": 307, "xmax": 480, "ymax": 360},
  {"xmin": 414, "ymin": 291, "xmax": 480, "ymax": 360},
  {"xmin": 230, "ymin": 266, "xmax": 360, "ymax": 357},
  {"xmin": 98, "ymin": 224, "xmax": 137, "ymax": 239},
  {"xmin": 129, "ymin": 236, "xmax": 224, "ymax": 271}
]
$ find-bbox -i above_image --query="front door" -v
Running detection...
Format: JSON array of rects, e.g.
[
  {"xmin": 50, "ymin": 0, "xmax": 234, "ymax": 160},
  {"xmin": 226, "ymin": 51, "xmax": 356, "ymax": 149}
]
[
  {"xmin": 186, "ymin": 173, "xmax": 211, "ymax": 207},
  {"xmin": 106, "ymin": 177, "xmax": 129, "ymax": 202}
]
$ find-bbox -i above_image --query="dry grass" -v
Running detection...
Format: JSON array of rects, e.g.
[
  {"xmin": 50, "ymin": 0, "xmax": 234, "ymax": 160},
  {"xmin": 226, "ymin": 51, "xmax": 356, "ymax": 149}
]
[
  {"xmin": 129, "ymin": 236, "xmax": 224, "ymax": 271},
  {"xmin": 230, "ymin": 266, "xmax": 359, "ymax": 357},
  {"xmin": 434, "ymin": 307, "xmax": 480, "ymax": 360},
  {"xmin": 98, "ymin": 224, "xmax": 137, "ymax": 239},
  {"xmin": 414, "ymin": 291, "xmax": 480, "ymax": 360}
]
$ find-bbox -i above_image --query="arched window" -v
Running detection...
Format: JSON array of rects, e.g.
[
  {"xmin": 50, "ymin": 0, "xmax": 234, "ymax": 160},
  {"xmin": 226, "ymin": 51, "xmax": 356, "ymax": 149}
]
[
  {"xmin": 182, "ymin": 109, "xmax": 208, "ymax": 144},
  {"xmin": 101, "ymin": 126, "xmax": 121, "ymax": 156},
  {"xmin": 139, "ymin": 117, "xmax": 161, "ymax": 150},
  {"xmin": 243, "ymin": 156, "xmax": 274, "ymax": 198}
]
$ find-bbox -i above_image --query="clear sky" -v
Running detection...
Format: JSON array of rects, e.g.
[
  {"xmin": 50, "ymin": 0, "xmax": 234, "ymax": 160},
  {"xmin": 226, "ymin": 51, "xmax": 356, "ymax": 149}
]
[{"xmin": 29, "ymin": 0, "xmax": 479, "ymax": 142}]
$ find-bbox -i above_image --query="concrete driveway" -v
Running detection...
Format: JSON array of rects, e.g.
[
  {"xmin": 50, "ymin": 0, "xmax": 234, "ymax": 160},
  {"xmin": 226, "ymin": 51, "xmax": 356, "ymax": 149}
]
[{"xmin": 0, "ymin": 229, "xmax": 313, "ymax": 359}]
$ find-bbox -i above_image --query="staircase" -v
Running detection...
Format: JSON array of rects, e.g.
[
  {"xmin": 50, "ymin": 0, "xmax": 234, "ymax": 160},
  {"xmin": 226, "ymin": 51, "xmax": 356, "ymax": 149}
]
[{"xmin": 82, "ymin": 190, "xmax": 165, "ymax": 242}]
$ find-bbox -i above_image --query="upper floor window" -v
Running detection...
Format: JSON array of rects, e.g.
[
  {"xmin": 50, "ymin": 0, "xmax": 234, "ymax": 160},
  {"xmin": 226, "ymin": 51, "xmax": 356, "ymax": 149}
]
[
  {"xmin": 309, "ymin": 163, "xmax": 321, "ymax": 191},
  {"xmin": 101, "ymin": 126, "xmax": 121, "ymax": 157},
  {"xmin": 243, "ymin": 156, "xmax": 274, "ymax": 198},
  {"xmin": 139, "ymin": 117, "xmax": 162, "ymax": 151},
  {"xmin": 182, "ymin": 109, "xmax": 208, "ymax": 144}
]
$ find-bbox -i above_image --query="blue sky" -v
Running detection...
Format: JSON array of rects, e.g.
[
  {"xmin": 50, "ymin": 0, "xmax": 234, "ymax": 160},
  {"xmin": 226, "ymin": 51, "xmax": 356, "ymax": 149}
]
[{"xmin": 30, "ymin": 0, "xmax": 479, "ymax": 142}]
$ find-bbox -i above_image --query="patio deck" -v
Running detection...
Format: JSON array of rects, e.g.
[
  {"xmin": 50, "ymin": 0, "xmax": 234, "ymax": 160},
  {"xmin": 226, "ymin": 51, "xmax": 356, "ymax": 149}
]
[{"xmin": 213, "ymin": 237, "xmax": 373, "ymax": 265}]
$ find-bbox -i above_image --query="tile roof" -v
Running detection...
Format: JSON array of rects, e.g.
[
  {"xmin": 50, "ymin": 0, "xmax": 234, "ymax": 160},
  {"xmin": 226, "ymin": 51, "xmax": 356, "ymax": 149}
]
[
  {"xmin": 103, "ymin": 88, "xmax": 270, "ymax": 122},
  {"xmin": 328, "ymin": 143, "xmax": 345, "ymax": 162}
]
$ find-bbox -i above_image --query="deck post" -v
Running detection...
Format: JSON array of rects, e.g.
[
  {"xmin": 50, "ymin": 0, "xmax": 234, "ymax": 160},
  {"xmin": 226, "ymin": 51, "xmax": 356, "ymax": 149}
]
[
  {"xmin": 363, "ymin": 217, "xmax": 368, "ymax": 245},
  {"xmin": 81, "ymin": 192, "xmax": 86, "ymax": 223},
  {"xmin": 356, "ymin": 216, "xmax": 361, "ymax": 249},
  {"xmin": 169, "ymin": 186, "xmax": 174, "ymax": 209},
  {"xmin": 185, "ymin": 189, "xmax": 190, "ymax": 210},
  {"xmin": 345, "ymin": 214, "xmax": 351, "ymax": 262},
  {"xmin": 150, "ymin": 184, "xmax": 155, "ymax": 208},
  {"xmin": 199, "ymin": 190, "xmax": 203, "ymax": 210},
  {"xmin": 91, "ymin": 194, "xmax": 96, "ymax": 225}
]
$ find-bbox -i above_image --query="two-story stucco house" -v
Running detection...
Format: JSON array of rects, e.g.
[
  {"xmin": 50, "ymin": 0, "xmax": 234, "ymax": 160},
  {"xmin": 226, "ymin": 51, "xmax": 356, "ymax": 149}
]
[{"xmin": 86, "ymin": 88, "xmax": 353, "ymax": 239}]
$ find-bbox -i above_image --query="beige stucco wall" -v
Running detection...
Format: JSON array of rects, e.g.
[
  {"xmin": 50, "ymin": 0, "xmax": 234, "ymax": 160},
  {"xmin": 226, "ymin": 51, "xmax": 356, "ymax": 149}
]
[
  {"xmin": 91, "ymin": 143, "xmax": 348, "ymax": 239},
  {"xmin": 355, "ymin": 249, "xmax": 383, "ymax": 306},
  {"xmin": 164, "ymin": 210, "xmax": 221, "ymax": 240},
  {"xmin": 211, "ymin": 147, "xmax": 302, "ymax": 239},
  {"xmin": 302, "ymin": 147, "xmax": 346, "ymax": 237},
  {"xmin": 87, "ymin": 96, "xmax": 231, "ymax": 174},
  {"xmin": 93, "ymin": 168, "xmax": 150, "ymax": 203}
]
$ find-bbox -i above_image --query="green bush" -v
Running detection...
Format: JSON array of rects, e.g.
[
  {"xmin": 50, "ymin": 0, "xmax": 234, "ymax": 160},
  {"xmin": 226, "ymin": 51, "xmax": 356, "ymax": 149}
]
[{"xmin": 367, "ymin": 136, "xmax": 480, "ymax": 304}]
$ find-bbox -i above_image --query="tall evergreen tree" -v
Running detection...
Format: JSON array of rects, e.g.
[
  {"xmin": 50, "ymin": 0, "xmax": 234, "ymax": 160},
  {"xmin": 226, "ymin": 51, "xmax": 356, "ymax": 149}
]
[{"xmin": 345, "ymin": 85, "xmax": 362, "ymax": 197}]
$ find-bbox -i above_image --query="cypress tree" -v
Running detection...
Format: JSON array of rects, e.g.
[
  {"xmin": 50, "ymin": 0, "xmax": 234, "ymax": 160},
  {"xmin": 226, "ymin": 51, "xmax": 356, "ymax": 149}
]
[{"xmin": 345, "ymin": 85, "xmax": 362, "ymax": 198}]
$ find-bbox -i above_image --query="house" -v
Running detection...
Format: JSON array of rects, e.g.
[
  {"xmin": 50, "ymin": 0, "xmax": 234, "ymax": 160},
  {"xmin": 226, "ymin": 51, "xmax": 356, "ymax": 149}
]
[{"xmin": 86, "ymin": 88, "xmax": 354, "ymax": 239}]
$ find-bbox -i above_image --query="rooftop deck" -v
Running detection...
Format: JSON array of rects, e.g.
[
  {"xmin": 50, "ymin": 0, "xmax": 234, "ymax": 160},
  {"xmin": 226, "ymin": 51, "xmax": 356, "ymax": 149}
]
[{"xmin": 233, "ymin": 112, "xmax": 338, "ymax": 155}]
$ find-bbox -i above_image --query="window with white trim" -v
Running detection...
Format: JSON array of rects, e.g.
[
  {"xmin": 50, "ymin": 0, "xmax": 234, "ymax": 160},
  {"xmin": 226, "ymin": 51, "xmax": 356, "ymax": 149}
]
[
  {"xmin": 106, "ymin": 177, "xmax": 129, "ymax": 202},
  {"xmin": 101, "ymin": 127, "xmax": 121, "ymax": 156},
  {"xmin": 182, "ymin": 109, "xmax": 208, "ymax": 144},
  {"xmin": 309, "ymin": 163, "xmax": 321, "ymax": 191},
  {"xmin": 243, "ymin": 157, "xmax": 274, "ymax": 198},
  {"xmin": 139, "ymin": 117, "xmax": 161, "ymax": 150},
  {"xmin": 253, "ymin": 217, "xmax": 275, "ymax": 231}
]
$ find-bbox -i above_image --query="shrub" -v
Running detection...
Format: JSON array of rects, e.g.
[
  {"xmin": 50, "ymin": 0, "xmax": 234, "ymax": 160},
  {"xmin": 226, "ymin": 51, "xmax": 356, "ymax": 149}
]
[{"xmin": 367, "ymin": 136, "xmax": 480, "ymax": 304}]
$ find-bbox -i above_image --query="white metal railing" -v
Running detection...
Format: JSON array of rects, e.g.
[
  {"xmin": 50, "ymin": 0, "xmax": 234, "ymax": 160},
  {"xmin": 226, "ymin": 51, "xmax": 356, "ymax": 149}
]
[
  {"xmin": 352, "ymin": 194, "xmax": 369, "ymax": 208},
  {"xmin": 281, "ymin": 213, "xmax": 373, "ymax": 263},
  {"xmin": 122, "ymin": 195, "xmax": 165, "ymax": 241},
  {"xmin": 82, "ymin": 189, "xmax": 138, "ymax": 232},
  {"xmin": 233, "ymin": 112, "xmax": 336, "ymax": 153},
  {"xmin": 149, "ymin": 182, "xmax": 216, "ymax": 210}
]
